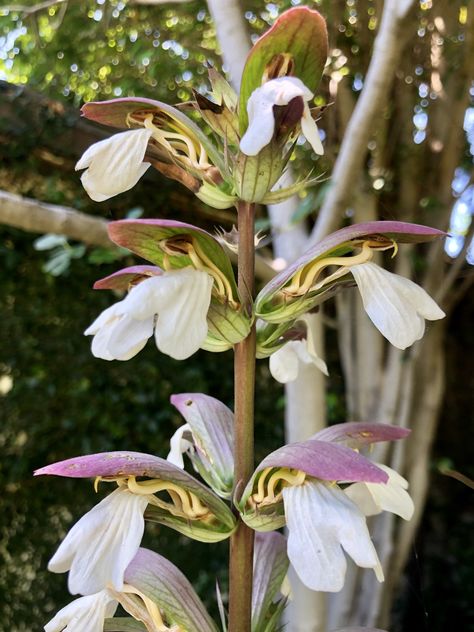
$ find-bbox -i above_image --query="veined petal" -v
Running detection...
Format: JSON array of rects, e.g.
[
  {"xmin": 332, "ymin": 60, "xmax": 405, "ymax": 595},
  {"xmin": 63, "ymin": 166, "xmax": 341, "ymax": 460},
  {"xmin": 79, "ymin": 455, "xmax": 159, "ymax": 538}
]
[
  {"xmin": 345, "ymin": 464, "xmax": 414, "ymax": 520},
  {"xmin": 75, "ymin": 129, "xmax": 152, "ymax": 202},
  {"xmin": 167, "ymin": 423, "xmax": 193, "ymax": 468},
  {"xmin": 151, "ymin": 268, "xmax": 213, "ymax": 360},
  {"xmin": 283, "ymin": 481, "xmax": 381, "ymax": 592},
  {"xmin": 350, "ymin": 262, "xmax": 445, "ymax": 349},
  {"xmin": 48, "ymin": 488, "xmax": 148, "ymax": 595},
  {"xmin": 301, "ymin": 103, "xmax": 324, "ymax": 155},
  {"xmin": 44, "ymin": 590, "xmax": 117, "ymax": 632}
]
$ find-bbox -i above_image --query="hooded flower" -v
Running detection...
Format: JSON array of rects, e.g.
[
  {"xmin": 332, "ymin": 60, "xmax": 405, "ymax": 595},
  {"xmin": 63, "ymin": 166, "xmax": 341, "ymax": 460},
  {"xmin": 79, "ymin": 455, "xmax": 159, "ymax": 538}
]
[
  {"xmin": 349, "ymin": 262, "xmax": 445, "ymax": 349},
  {"xmin": 239, "ymin": 423, "xmax": 412, "ymax": 593},
  {"xmin": 84, "ymin": 268, "xmax": 213, "ymax": 361},
  {"xmin": 48, "ymin": 488, "xmax": 148, "ymax": 595},
  {"xmin": 75, "ymin": 128, "xmax": 153, "ymax": 201},
  {"xmin": 240, "ymin": 76, "xmax": 324, "ymax": 156},
  {"xmin": 269, "ymin": 314, "xmax": 328, "ymax": 383},
  {"xmin": 44, "ymin": 590, "xmax": 117, "ymax": 632}
]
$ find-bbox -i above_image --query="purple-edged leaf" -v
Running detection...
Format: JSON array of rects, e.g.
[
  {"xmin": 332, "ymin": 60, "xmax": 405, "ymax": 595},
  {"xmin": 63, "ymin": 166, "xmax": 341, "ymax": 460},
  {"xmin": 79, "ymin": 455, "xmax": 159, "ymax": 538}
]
[
  {"xmin": 35, "ymin": 451, "xmax": 236, "ymax": 540},
  {"xmin": 107, "ymin": 219, "xmax": 239, "ymax": 300},
  {"xmin": 81, "ymin": 97, "xmax": 226, "ymax": 177},
  {"xmin": 256, "ymin": 221, "xmax": 445, "ymax": 321},
  {"xmin": 93, "ymin": 266, "xmax": 162, "ymax": 291},
  {"xmin": 125, "ymin": 548, "xmax": 218, "ymax": 632},
  {"xmin": 252, "ymin": 532, "xmax": 289, "ymax": 632},
  {"xmin": 239, "ymin": 7, "xmax": 328, "ymax": 131},
  {"xmin": 313, "ymin": 422, "xmax": 410, "ymax": 449},
  {"xmin": 171, "ymin": 393, "xmax": 234, "ymax": 497}
]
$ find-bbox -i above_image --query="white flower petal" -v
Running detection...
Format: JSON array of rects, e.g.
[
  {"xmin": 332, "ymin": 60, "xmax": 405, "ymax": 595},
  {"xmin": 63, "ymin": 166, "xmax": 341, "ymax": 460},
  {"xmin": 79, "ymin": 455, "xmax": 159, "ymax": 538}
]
[
  {"xmin": 240, "ymin": 77, "xmax": 315, "ymax": 156},
  {"xmin": 44, "ymin": 590, "xmax": 117, "ymax": 632},
  {"xmin": 75, "ymin": 129, "xmax": 152, "ymax": 202},
  {"xmin": 151, "ymin": 268, "xmax": 213, "ymax": 360},
  {"xmin": 105, "ymin": 314, "xmax": 154, "ymax": 360},
  {"xmin": 283, "ymin": 481, "xmax": 381, "ymax": 592},
  {"xmin": 350, "ymin": 262, "xmax": 445, "ymax": 349},
  {"xmin": 167, "ymin": 423, "xmax": 194, "ymax": 468},
  {"xmin": 269, "ymin": 343, "xmax": 300, "ymax": 383},
  {"xmin": 48, "ymin": 488, "xmax": 148, "ymax": 595},
  {"xmin": 345, "ymin": 464, "xmax": 414, "ymax": 521},
  {"xmin": 301, "ymin": 104, "xmax": 324, "ymax": 155}
]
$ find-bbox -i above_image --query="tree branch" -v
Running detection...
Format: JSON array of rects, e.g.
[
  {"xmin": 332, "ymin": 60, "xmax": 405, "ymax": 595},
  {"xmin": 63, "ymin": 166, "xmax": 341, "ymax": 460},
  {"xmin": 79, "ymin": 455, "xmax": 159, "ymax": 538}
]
[
  {"xmin": 309, "ymin": 0, "xmax": 418, "ymax": 244},
  {"xmin": 0, "ymin": 190, "xmax": 111, "ymax": 247}
]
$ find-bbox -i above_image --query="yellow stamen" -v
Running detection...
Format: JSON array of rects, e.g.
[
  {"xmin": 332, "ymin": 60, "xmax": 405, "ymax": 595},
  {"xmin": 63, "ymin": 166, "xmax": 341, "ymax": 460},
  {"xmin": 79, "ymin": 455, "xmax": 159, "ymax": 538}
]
[
  {"xmin": 250, "ymin": 467, "xmax": 307, "ymax": 506},
  {"xmin": 284, "ymin": 241, "xmax": 375, "ymax": 296},
  {"xmin": 126, "ymin": 476, "xmax": 209, "ymax": 519}
]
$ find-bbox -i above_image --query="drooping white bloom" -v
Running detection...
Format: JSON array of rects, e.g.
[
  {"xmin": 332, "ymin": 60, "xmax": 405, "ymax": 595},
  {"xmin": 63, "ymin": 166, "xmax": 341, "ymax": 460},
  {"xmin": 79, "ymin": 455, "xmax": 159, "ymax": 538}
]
[
  {"xmin": 44, "ymin": 590, "xmax": 117, "ymax": 632},
  {"xmin": 85, "ymin": 268, "xmax": 214, "ymax": 361},
  {"xmin": 345, "ymin": 463, "xmax": 414, "ymax": 521},
  {"xmin": 350, "ymin": 262, "xmax": 445, "ymax": 349},
  {"xmin": 167, "ymin": 423, "xmax": 194, "ymax": 468},
  {"xmin": 48, "ymin": 488, "xmax": 148, "ymax": 595},
  {"xmin": 282, "ymin": 481, "xmax": 383, "ymax": 592},
  {"xmin": 75, "ymin": 129, "xmax": 153, "ymax": 201},
  {"xmin": 269, "ymin": 315, "xmax": 328, "ymax": 383},
  {"xmin": 240, "ymin": 76, "xmax": 324, "ymax": 156}
]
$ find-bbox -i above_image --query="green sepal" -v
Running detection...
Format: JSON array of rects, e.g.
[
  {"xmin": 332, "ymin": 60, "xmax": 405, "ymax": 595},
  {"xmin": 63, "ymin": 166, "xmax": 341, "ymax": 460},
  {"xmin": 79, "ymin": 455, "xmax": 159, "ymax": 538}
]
[
  {"xmin": 256, "ymin": 321, "xmax": 295, "ymax": 358},
  {"xmin": 205, "ymin": 298, "xmax": 252, "ymax": 350},
  {"xmin": 234, "ymin": 143, "xmax": 286, "ymax": 203},
  {"xmin": 146, "ymin": 503, "xmax": 236, "ymax": 542},
  {"xmin": 239, "ymin": 7, "xmax": 328, "ymax": 132},
  {"xmin": 209, "ymin": 67, "xmax": 238, "ymax": 111},
  {"xmin": 196, "ymin": 181, "xmax": 238, "ymax": 210}
]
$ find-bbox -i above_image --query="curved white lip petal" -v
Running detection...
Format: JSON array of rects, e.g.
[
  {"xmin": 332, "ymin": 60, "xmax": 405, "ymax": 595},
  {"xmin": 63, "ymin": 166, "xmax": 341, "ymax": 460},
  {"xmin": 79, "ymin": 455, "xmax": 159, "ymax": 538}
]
[
  {"xmin": 44, "ymin": 590, "xmax": 117, "ymax": 632},
  {"xmin": 151, "ymin": 268, "xmax": 213, "ymax": 360},
  {"xmin": 345, "ymin": 464, "xmax": 415, "ymax": 521},
  {"xmin": 75, "ymin": 129, "xmax": 153, "ymax": 202},
  {"xmin": 240, "ymin": 76, "xmax": 315, "ymax": 156},
  {"xmin": 350, "ymin": 262, "xmax": 445, "ymax": 349},
  {"xmin": 269, "ymin": 343, "xmax": 300, "ymax": 383},
  {"xmin": 48, "ymin": 488, "xmax": 148, "ymax": 595},
  {"xmin": 167, "ymin": 422, "xmax": 193, "ymax": 468},
  {"xmin": 283, "ymin": 481, "xmax": 381, "ymax": 592}
]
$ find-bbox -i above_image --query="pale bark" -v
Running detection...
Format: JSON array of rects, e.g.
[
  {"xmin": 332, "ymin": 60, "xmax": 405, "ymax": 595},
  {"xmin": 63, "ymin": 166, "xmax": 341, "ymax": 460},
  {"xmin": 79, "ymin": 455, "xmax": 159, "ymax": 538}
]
[
  {"xmin": 309, "ymin": 0, "xmax": 418, "ymax": 245},
  {"xmin": 0, "ymin": 190, "xmax": 111, "ymax": 247},
  {"xmin": 206, "ymin": 0, "xmax": 250, "ymax": 91}
]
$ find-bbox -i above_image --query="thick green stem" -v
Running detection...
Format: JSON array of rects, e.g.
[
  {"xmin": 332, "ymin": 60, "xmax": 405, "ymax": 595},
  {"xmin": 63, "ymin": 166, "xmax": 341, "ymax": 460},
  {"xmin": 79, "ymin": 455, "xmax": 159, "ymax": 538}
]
[{"xmin": 228, "ymin": 201, "xmax": 256, "ymax": 632}]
